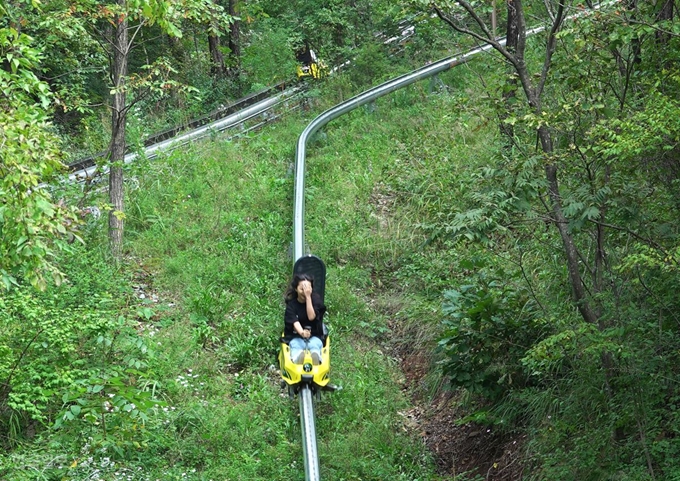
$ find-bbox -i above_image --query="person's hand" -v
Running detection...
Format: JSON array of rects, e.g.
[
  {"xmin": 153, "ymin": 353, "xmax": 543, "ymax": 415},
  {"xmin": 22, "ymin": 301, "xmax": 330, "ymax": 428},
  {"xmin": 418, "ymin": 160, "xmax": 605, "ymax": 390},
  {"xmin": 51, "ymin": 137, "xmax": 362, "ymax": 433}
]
[
  {"xmin": 302, "ymin": 328, "xmax": 311, "ymax": 339},
  {"xmin": 301, "ymin": 282, "xmax": 312, "ymax": 299}
]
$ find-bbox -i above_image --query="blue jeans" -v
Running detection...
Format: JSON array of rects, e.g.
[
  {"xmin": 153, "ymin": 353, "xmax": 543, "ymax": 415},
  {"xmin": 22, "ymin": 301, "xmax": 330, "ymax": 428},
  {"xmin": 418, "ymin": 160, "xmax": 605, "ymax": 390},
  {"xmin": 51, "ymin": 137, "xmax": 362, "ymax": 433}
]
[{"xmin": 289, "ymin": 336, "xmax": 323, "ymax": 362}]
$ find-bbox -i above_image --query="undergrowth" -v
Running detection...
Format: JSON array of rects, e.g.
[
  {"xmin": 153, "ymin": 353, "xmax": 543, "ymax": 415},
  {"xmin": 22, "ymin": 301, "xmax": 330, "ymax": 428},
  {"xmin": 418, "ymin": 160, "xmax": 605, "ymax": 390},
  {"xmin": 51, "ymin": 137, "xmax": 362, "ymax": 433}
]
[
  {"xmin": 1, "ymin": 70, "xmax": 473, "ymax": 480},
  {"xmin": 7, "ymin": 35, "xmax": 674, "ymax": 480}
]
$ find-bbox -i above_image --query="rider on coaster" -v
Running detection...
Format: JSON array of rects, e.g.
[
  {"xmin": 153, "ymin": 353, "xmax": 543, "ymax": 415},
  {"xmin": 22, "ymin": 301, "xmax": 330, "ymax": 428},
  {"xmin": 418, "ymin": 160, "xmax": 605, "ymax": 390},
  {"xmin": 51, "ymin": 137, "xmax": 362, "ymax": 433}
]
[
  {"xmin": 296, "ymin": 43, "xmax": 318, "ymax": 67},
  {"xmin": 283, "ymin": 273, "xmax": 326, "ymax": 365}
]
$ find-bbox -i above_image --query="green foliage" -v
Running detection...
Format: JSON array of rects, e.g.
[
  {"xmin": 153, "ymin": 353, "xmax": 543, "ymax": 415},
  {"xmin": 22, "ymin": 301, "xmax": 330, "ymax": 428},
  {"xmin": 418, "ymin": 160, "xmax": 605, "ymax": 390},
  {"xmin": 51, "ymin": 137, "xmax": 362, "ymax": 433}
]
[
  {"xmin": 242, "ymin": 20, "xmax": 298, "ymax": 87},
  {"xmin": 409, "ymin": 2, "xmax": 680, "ymax": 479},
  {"xmin": 0, "ymin": 27, "xmax": 81, "ymax": 290},
  {"xmin": 344, "ymin": 42, "xmax": 401, "ymax": 88},
  {"xmin": 252, "ymin": 0, "xmax": 401, "ymax": 63},
  {"xmin": 2, "ymin": 2, "xmax": 457, "ymax": 480},
  {"xmin": 26, "ymin": 0, "xmax": 107, "ymax": 117},
  {"xmin": 8, "ymin": 1, "xmax": 680, "ymax": 478},
  {"xmin": 120, "ymin": 109, "xmax": 443, "ymax": 478},
  {"xmin": 0, "ymin": 245, "xmax": 166, "ymax": 463},
  {"xmin": 439, "ymin": 257, "xmax": 547, "ymax": 401},
  {"xmin": 55, "ymin": 363, "xmax": 164, "ymax": 458}
]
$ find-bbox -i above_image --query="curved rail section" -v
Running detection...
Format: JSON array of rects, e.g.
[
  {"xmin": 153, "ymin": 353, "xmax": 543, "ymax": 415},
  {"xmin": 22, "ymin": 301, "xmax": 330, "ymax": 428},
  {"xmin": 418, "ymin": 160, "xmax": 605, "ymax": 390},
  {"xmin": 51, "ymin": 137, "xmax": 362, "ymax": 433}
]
[{"xmin": 291, "ymin": 3, "xmax": 614, "ymax": 480}]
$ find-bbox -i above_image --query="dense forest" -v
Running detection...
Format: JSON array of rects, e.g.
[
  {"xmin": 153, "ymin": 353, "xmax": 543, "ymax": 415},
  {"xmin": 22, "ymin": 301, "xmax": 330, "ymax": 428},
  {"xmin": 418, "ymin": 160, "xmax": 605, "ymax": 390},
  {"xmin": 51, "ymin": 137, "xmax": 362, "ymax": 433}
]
[{"xmin": 2, "ymin": 0, "xmax": 680, "ymax": 479}]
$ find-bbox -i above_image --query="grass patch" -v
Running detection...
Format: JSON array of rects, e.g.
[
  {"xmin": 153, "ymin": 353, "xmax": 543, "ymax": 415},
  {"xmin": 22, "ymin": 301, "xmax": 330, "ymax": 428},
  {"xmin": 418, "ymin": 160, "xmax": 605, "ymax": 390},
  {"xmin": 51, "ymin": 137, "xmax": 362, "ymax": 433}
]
[{"xmin": 2, "ymin": 57, "xmax": 496, "ymax": 480}]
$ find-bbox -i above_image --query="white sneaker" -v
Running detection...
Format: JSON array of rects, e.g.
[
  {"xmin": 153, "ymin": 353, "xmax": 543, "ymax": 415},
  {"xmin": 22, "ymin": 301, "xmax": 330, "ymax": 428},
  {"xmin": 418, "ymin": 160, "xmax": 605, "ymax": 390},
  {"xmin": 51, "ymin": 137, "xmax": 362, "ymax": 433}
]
[
  {"xmin": 311, "ymin": 352, "xmax": 321, "ymax": 365},
  {"xmin": 294, "ymin": 352, "xmax": 305, "ymax": 364}
]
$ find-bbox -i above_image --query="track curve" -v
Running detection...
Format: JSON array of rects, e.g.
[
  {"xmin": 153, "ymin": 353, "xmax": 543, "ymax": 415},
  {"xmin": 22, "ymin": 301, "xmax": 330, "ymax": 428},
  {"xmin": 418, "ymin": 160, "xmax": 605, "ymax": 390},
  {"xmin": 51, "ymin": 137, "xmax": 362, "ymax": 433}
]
[{"xmin": 290, "ymin": 4, "xmax": 615, "ymax": 479}]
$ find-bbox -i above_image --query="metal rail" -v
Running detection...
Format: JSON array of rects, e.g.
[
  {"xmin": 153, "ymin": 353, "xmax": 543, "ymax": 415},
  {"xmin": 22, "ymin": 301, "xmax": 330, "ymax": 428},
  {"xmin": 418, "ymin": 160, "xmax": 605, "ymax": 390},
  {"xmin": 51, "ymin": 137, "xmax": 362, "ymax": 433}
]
[
  {"xmin": 292, "ymin": 39, "xmax": 510, "ymax": 481},
  {"xmin": 292, "ymin": 42, "xmax": 504, "ymax": 260},
  {"xmin": 67, "ymin": 80, "xmax": 292, "ymax": 173},
  {"xmin": 299, "ymin": 385, "xmax": 320, "ymax": 481},
  {"xmin": 290, "ymin": 4, "xmax": 615, "ymax": 479},
  {"xmin": 141, "ymin": 80, "xmax": 292, "ymax": 147},
  {"xmin": 292, "ymin": 1, "xmax": 615, "ymax": 261},
  {"xmin": 69, "ymin": 86, "xmax": 301, "ymax": 182}
]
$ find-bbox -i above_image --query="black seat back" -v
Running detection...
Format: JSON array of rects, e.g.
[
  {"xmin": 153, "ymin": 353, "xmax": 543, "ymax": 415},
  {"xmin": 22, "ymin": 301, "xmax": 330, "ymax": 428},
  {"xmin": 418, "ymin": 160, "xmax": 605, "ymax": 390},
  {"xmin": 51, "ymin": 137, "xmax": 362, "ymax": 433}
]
[
  {"xmin": 293, "ymin": 255, "xmax": 328, "ymax": 344},
  {"xmin": 293, "ymin": 255, "xmax": 326, "ymax": 304}
]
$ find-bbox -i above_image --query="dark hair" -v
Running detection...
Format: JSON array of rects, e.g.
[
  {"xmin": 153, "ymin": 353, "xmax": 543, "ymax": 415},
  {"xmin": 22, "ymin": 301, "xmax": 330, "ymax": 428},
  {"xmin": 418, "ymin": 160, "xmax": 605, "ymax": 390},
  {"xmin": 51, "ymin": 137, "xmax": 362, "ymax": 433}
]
[{"xmin": 284, "ymin": 273, "xmax": 314, "ymax": 301}]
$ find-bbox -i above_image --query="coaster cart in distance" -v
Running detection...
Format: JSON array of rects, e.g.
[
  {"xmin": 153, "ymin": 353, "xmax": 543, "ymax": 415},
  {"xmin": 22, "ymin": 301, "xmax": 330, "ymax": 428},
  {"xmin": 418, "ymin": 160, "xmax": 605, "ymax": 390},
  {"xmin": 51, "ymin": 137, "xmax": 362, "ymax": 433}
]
[
  {"xmin": 279, "ymin": 255, "xmax": 340, "ymax": 399},
  {"xmin": 296, "ymin": 48, "xmax": 328, "ymax": 80}
]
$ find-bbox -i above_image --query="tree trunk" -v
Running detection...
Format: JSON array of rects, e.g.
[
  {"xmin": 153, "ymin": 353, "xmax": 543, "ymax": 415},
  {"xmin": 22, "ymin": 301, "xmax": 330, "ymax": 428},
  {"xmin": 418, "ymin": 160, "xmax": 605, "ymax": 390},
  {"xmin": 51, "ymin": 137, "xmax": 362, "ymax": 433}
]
[
  {"xmin": 656, "ymin": 0, "xmax": 674, "ymax": 50},
  {"xmin": 544, "ymin": 157, "xmax": 599, "ymax": 325},
  {"xmin": 505, "ymin": 0, "xmax": 520, "ymax": 56},
  {"xmin": 499, "ymin": 0, "xmax": 520, "ymax": 142},
  {"xmin": 228, "ymin": 0, "xmax": 241, "ymax": 75},
  {"xmin": 208, "ymin": 34, "xmax": 227, "ymax": 78},
  {"xmin": 109, "ymin": 0, "xmax": 128, "ymax": 261},
  {"xmin": 434, "ymin": 0, "xmax": 600, "ymax": 325},
  {"xmin": 513, "ymin": 1, "xmax": 599, "ymax": 326}
]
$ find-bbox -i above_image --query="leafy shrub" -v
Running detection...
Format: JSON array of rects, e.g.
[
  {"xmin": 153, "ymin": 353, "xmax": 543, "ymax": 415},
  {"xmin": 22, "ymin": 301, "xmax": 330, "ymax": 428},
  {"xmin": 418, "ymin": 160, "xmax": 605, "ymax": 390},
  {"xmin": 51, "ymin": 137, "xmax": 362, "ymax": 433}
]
[
  {"xmin": 0, "ymin": 243, "xmax": 167, "ymax": 459},
  {"xmin": 438, "ymin": 257, "xmax": 548, "ymax": 402},
  {"xmin": 0, "ymin": 28, "xmax": 81, "ymax": 290},
  {"xmin": 346, "ymin": 42, "xmax": 398, "ymax": 89},
  {"xmin": 0, "ymin": 289, "xmax": 114, "ymax": 426},
  {"xmin": 242, "ymin": 21, "xmax": 297, "ymax": 87}
]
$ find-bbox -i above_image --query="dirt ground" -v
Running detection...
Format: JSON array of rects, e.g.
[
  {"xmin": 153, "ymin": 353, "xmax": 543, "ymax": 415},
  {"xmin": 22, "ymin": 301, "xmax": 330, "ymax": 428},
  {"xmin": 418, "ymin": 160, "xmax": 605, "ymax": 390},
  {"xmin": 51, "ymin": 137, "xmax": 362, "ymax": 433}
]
[
  {"xmin": 369, "ymin": 186, "xmax": 526, "ymax": 479},
  {"xmin": 398, "ymin": 349, "xmax": 526, "ymax": 480}
]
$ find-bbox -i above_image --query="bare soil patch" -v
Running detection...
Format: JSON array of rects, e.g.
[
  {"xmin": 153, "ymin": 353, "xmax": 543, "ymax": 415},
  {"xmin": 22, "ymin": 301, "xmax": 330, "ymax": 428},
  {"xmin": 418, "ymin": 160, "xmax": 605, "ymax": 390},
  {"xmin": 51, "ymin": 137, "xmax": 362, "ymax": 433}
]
[{"xmin": 397, "ymin": 347, "xmax": 526, "ymax": 480}]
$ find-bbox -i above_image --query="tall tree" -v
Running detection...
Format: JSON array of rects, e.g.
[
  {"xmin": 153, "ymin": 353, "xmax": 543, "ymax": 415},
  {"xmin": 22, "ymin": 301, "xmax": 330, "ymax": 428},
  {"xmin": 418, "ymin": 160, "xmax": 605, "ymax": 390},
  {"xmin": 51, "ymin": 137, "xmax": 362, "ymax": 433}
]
[
  {"xmin": 228, "ymin": 0, "xmax": 241, "ymax": 73},
  {"xmin": 208, "ymin": 0, "xmax": 228, "ymax": 77},
  {"xmin": 107, "ymin": 0, "xmax": 129, "ymax": 260},
  {"xmin": 208, "ymin": 0, "xmax": 241, "ymax": 77},
  {"xmin": 65, "ymin": 0, "xmax": 230, "ymax": 260},
  {"xmin": 416, "ymin": 0, "xmax": 680, "ymax": 476},
  {"xmin": 432, "ymin": 0, "xmax": 600, "ymax": 324},
  {"xmin": 498, "ymin": 0, "xmax": 520, "ymax": 142}
]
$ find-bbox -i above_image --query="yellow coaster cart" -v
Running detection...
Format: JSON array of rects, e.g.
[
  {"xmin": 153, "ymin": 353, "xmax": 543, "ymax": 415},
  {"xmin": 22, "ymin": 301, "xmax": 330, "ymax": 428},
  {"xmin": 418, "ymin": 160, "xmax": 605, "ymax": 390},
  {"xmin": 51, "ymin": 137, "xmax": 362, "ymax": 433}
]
[
  {"xmin": 296, "ymin": 61, "xmax": 327, "ymax": 80},
  {"xmin": 296, "ymin": 48, "xmax": 328, "ymax": 80},
  {"xmin": 279, "ymin": 255, "xmax": 339, "ymax": 398}
]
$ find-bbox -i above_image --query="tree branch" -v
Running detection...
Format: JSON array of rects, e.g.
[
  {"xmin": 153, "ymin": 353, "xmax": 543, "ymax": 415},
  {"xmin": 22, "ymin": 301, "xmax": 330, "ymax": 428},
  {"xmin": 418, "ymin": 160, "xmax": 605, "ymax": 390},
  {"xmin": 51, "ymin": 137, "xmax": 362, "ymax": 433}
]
[
  {"xmin": 126, "ymin": 20, "xmax": 147, "ymax": 50},
  {"xmin": 588, "ymin": 219, "xmax": 675, "ymax": 263},
  {"xmin": 537, "ymin": 0, "xmax": 567, "ymax": 98},
  {"xmin": 0, "ymin": 329, "xmax": 45, "ymax": 403},
  {"xmin": 543, "ymin": 0, "xmax": 556, "ymax": 22},
  {"xmin": 433, "ymin": 3, "xmax": 518, "ymax": 69},
  {"xmin": 517, "ymin": 247, "xmax": 547, "ymax": 313},
  {"xmin": 629, "ymin": 18, "xmax": 680, "ymax": 38},
  {"xmin": 636, "ymin": 270, "xmax": 680, "ymax": 327}
]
